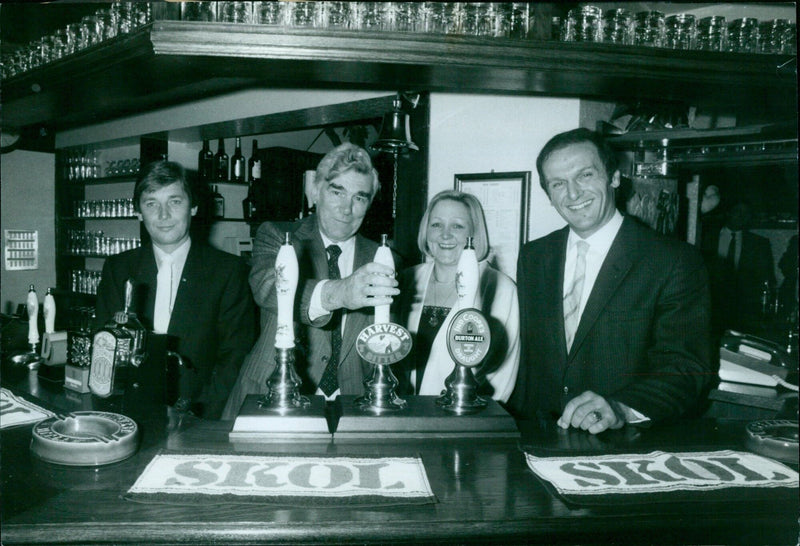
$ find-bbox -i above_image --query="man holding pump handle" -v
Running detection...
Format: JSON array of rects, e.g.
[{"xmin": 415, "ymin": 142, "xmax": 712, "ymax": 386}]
[
  {"xmin": 509, "ymin": 129, "xmax": 714, "ymax": 434},
  {"xmin": 223, "ymin": 143, "xmax": 399, "ymax": 419}
]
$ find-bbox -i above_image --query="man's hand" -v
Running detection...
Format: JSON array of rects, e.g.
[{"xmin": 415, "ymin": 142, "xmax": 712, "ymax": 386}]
[
  {"xmin": 321, "ymin": 262, "xmax": 399, "ymax": 311},
  {"xmin": 557, "ymin": 390, "xmax": 625, "ymax": 434}
]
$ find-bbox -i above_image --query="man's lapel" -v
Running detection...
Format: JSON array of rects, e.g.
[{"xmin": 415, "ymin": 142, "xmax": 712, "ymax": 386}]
[
  {"xmin": 168, "ymin": 243, "xmax": 201, "ymax": 335},
  {"xmin": 569, "ymin": 218, "xmax": 636, "ymax": 359},
  {"xmin": 547, "ymin": 228, "xmax": 569, "ymax": 360},
  {"xmin": 132, "ymin": 246, "xmax": 158, "ymax": 329}
]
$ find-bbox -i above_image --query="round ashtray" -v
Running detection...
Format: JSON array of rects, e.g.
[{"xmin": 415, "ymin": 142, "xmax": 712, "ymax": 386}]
[
  {"xmin": 30, "ymin": 411, "xmax": 139, "ymax": 466},
  {"xmin": 745, "ymin": 419, "xmax": 799, "ymax": 464}
]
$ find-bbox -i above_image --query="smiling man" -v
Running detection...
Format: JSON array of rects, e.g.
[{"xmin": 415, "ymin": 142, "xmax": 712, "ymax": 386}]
[
  {"xmin": 94, "ymin": 160, "xmax": 256, "ymax": 419},
  {"xmin": 508, "ymin": 129, "xmax": 714, "ymax": 434},
  {"xmin": 223, "ymin": 143, "xmax": 399, "ymax": 419}
]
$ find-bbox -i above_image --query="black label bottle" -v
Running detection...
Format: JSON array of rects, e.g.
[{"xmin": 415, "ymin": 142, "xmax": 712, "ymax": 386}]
[
  {"xmin": 212, "ymin": 185, "xmax": 225, "ymax": 219},
  {"xmin": 198, "ymin": 139, "xmax": 214, "ymax": 183},
  {"xmin": 214, "ymin": 138, "xmax": 229, "ymax": 182},
  {"xmin": 231, "ymin": 137, "xmax": 245, "ymax": 183}
]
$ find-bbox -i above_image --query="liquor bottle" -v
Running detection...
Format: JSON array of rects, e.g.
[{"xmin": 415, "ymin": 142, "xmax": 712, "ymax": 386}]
[
  {"xmin": 213, "ymin": 138, "xmax": 229, "ymax": 182},
  {"xmin": 248, "ymin": 140, "xmax": 262, "ymax": 219},
  {"xmin": 212, "ymin": 185, "xmax": 225, "ymax": 218},
  {"xmin": 230, "ymin": 136, "xmax": 246, "ymax": 183},
  {"xmin": 43, "ymin": 287, "xmax": 56, "ymax": 334},
  {"xmin": 456, "ymin": 236, "xmax": 480, "ymax": 310},
  {"xmin": 89, "ymin": 280, "xmax": 145, "ymax": 397},
  {"xmin": 242, "ymin": 178, "xmax": 257, "ymax": 221},
  {"xmin": 373, "ymin": 234, "xmax": 394, "ymax": 324},
  {"xmin": 198, "ymin": 139, "xmax": 214, "ymax": 183}
]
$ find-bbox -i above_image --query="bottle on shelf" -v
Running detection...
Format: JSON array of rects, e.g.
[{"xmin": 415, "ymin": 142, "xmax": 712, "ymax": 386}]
[
  {"xmin": 247, "ymin": 140, "xmax": 262, "ymax": 220},
  {"xmin": 214, "ymin": 138, "xmax": 229, "ymax": 182},
  {"xmin": 198, "ymin": 139, "xmax": 214, "ymax": 183},
  {"xmin": 242, "ymin": 179, "xmax": 258, "ymax": 221},
  {"xmin": 230, "ymin": 136, "xmax": 246, "ymax": 183},
  {"xmin": 212, "ymin": 185, "xmax": 225, "ymax": 219}
]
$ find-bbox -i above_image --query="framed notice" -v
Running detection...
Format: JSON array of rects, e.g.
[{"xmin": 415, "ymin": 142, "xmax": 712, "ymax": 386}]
[
  {"xmin": 454, "ymin": 172, "xmax": 531, "ymax": 280},
  {"xmin": 4, "ymin": 229, "xmax": 38, "ymax": 271}
]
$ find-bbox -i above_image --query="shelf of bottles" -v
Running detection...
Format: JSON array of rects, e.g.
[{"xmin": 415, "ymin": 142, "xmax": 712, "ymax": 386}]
[
  {"xmin": 64, "ymin": 148, "xmax": 141, "ymax": 184},
  {"xmin": 64, "ymin": 229, "xmax": 141, "ymax": 258},
  {"xmin": 70, "ymin": 269, "xmax": 102, "ymax": 296},
  {"xmin": 69, "ymin": 198, "xmax": 136, "ymax": 219}
]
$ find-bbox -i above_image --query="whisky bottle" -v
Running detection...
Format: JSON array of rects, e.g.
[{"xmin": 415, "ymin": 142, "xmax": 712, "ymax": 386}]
[
  {"xmin": 198, "ymin": 139, "xmax": 214, "ymax": 183},
  {"xmin": 212, "ymin": 185, "xmax": 225, "ymax": 218},
  {"xmin": 213, "ymin": 138, "xmax": 229, "ymax": 182},
  {"xmin": 231, "ymin": 136, "xmax": 245, "ymax": 183}
]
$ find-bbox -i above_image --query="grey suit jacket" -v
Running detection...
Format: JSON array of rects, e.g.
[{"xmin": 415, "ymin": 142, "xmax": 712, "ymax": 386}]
[
  {"xmin": 223, "ymin": 215, "xmax": 379, "ymax": 419},
  {"xmin": 509, "ymin": 216, "xmax": 715, "ymax": 423}
]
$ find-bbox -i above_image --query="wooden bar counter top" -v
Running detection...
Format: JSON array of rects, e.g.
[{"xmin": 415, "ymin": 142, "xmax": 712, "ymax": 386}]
[{"xmin": 2, "ymin": 366, "xmax": 798, "ymax": 546}]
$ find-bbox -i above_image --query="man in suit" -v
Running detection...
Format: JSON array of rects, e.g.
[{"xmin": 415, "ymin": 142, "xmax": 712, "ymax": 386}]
[
  {"xmin": 701, "ymin": 200, "xmax": 776, "ymax": 335},
  {"xmin": 509, "ymin": 128, "xmax": 714, "ymax": 434},
  {"xmin": 94, "ymin": 160, "xmax": 256, "ymax": 419},
  {"xmin": 223, "ymin": 143, "xmax": 399, "ymax": 419}
]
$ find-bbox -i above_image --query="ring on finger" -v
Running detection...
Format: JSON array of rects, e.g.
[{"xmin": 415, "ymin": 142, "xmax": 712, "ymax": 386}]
[{"xmin": 589, "ymin": 410, "xmax": 602, "ymax": 422}]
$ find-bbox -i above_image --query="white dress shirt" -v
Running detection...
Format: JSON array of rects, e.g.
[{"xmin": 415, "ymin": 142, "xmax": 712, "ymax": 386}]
[
  {"xmin": 152, "ymin": 238, "xmax": 191, "ymax": 333},
  {"xmin": 564, "ymin": 212, "xmax": 648, "ymax": 424}
]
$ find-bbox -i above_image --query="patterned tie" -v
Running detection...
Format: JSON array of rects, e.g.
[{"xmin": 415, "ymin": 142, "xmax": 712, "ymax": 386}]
[
  {"xmin": 564, "ymin": 240, "xmax": 589, "ymax": 352},
  {"xmin": 153, "ymin": 254, "xmax": 174, "ymax": 334},
  {"xmin": 318, "ymin": 244, "xmax": 342, "ymax": 396}
]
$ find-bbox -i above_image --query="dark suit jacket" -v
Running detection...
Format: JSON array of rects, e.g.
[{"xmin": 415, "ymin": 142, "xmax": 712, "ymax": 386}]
[
  {"xmin": 95, "ymin": 242, "xmax": 256, "ymax": 419},
  {"xmin": 508, "ymin": 217, "xmax": 715, "ymax": 423},
  {"xmin": 700, "ymin": 223, "xmax": 776, "ymax": 333},
  {"xmin": 223, "ymin": 215, "xmax": 380, "ymax": 419}
]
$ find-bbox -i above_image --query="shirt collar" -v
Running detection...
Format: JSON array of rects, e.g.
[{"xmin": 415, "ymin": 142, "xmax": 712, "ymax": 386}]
[
  {"xmin": 153, "ymin": 237, "xmax": 191, "ymax": 269},
  {"xmin": 567, "ymin": 210, "xmax": 624, "ymax": 254},
  {"xmin": 319, "ymin": 231, "xmax": 356, "ymax": 255}
]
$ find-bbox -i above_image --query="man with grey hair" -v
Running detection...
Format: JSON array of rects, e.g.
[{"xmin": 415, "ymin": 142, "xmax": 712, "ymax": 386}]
[{"xmin": 223, "ymin": 143, "xmax": 399, "ymax": 419}]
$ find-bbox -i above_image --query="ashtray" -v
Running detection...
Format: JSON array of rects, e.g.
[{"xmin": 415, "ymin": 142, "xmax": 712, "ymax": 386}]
[
  {"xmin": 745, "ymin": 419, "xmax": 799, "ymax": 464},
  {"xmin": 30, "ymin": 411, "xmax": 139, "ymax": 466}
]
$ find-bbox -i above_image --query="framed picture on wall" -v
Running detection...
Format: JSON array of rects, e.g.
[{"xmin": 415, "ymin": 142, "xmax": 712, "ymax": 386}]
[{"xmin": 454, "ymin": 171, "xmax": 531, "ymax": 280}]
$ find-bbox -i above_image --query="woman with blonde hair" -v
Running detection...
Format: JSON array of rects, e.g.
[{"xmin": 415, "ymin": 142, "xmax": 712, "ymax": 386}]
[{"xmin": 394, "ymin": 190, "xmax": 519, "ymax": 402}]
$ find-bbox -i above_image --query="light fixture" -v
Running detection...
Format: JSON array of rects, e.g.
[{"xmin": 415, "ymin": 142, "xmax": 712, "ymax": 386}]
[{"xmin": 372, "ymin": 92, "xmax": 419, "ymax": 218}]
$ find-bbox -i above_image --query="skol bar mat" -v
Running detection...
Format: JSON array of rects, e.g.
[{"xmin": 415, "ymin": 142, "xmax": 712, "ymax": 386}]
[
  {"xmin": 124, "ymin": 451, "xmax": 437, "ymax": 506},
  {"xmin": 524, "ymin": 450, "xmax": 799, "ymax": 506},
  {"xmin": 1, "ymin": 388, "xmax": 55, "ymax": 429}
]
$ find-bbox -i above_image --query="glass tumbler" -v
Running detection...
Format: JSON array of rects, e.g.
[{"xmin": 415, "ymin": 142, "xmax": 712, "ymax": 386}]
[
  {"xmin": 602, "ymin": 8, "xmax": 633, "ymax": 45},
  {"xmin": 181, "ymin": 1, "xmax": 217, "ymax": 22},
  {"xmin": 218, "ymin": 2, "xmax": 251, "ymax": 23},
  {"xmin": 728, "ymin": 18, "xmax": 759, "ymax": 53},
  {"xmin": 664, "ymin": 14, "xmax": 696, "ymax": 50},
  {"xmin": 504, "ymin": 3, "xmax": 530, "ymax": 39},
  {"xmin": 760, "ymin": 19, "xmax": 790, "ymax": 53},
  {"xmin": 394, "ymin": 2, "xmax": 421, "ymax": 33},
  {"xmin": 254, "ymin": 1, "xmax": 284, "ymax": 25},
  {"xmin": 290, "ymin": 2, "xmax": 318, "ymax": 27},
  {"xmin": 355, "ymin": 2, "xmax": 385, "ymax": 31},
  {"xmin": 634, "ymin": 10, "xmax": 665, "ymax": 48},
  {"xmin": 563, "ymin": 6, "xmax": 603, "ymax": 42},
  {"xmin": 697, "ymin": 16, "xmax": 726, "ymax": 51},
  {"xmin": 323, "ymin": 2, "xmax": 352, "ymax": 29}
]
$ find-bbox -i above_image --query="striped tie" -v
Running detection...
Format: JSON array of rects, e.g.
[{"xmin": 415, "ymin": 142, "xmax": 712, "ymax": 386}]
[
  {"xmin": 318, "ymin": 244, "xmax": 342, "ymax": 396},
  {"xmin": 564, "ymin": 240, "xmax": 589, "ymax": 352}
]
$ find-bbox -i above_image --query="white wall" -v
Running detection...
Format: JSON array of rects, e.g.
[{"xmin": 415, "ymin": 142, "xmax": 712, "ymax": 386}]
[
  {"xmin": 427, "ymin": 93, "xmax": 579, "ymax": 243},
  {"xmin": 0, "ymin": 150, "xmax": 56, "ymax": 314}
]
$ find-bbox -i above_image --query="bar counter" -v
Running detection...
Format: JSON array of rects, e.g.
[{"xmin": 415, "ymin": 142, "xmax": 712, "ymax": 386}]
[{"xmin": 2, "ymin": 368, "xmax": 798, "ymax": 546}]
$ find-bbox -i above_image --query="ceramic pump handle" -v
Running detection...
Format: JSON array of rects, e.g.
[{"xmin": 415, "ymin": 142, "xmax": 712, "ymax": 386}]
[
  {"xmin": 43, "ymin": 288, "xmax": 56, "ymax": 335},
  {"xmin": 373, "ymin": 234, "xmax": 394, "ymax": 324},
  {"xmin": 275, "ymin": 232, "xmax": 298, "ymax": 349},
  {"xmin": 27, "ymin": 285, "xmax": 40, "ymax": 345},
  {"xmin": 456, "ymin": 237, "xmax": 479, "ymax": 309}
]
